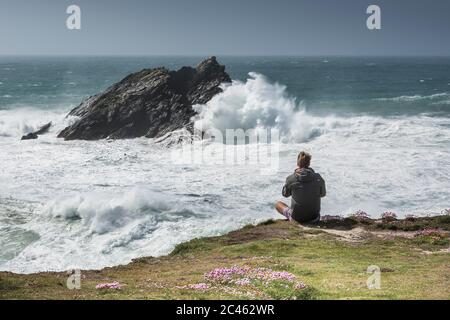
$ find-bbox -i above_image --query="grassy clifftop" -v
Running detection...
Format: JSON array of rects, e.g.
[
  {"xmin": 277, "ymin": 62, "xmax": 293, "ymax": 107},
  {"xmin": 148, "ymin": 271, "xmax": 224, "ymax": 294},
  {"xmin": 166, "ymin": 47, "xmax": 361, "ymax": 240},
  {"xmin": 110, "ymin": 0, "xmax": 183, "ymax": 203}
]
[{"xmin": 1, "ymin": 215, "xmax": 450, "ymax": 300}]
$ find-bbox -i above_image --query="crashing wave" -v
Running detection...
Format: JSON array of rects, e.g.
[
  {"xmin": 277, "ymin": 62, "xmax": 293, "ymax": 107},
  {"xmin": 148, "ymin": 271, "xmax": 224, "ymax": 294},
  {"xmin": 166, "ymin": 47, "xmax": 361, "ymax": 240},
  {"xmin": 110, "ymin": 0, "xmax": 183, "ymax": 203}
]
[
  {"xmin": 0, "ymin": 108, "xmax": 75, "ymax": 138},
  {"xmin": 192, "ymin": 72, "xmax": 332, "ymax": 143},
  {"xmin": 44, "ymin": 188, "xmax": 171, "ymax": 234}
]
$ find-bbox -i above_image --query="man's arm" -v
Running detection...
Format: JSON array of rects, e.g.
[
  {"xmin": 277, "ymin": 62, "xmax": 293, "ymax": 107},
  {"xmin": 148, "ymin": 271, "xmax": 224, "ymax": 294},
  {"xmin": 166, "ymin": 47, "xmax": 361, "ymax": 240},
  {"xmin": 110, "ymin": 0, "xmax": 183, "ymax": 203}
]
[
  {"xmin": 319, "ymin": 175, "xmax": 326, "ymax": 198},
  {"xmin": 282, "ymin": 184, "xmax": 291, "ymax": 198},
  {"xmin": 282, "ymin": 175, "xmax": 293, "ymax": 197}
]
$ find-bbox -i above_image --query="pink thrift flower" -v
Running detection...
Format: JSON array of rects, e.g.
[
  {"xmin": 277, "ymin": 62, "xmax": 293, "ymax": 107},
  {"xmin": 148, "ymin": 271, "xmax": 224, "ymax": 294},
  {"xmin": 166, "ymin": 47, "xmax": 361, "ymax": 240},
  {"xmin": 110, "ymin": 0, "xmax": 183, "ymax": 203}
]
[
  {"xmin": 234, "ymin": 278, "xmax": 251, "ymax": 286},
  {"xmin": 95, "ymin": 281, "xmax": 122, "ymax": 290},
  {"xmin": 351, "ymin": 210, "xmax": 370, "ymax": 220},
  {"xmin": 187, "ymin": 283, "xmax": 210, "ymax": 290},
  {"xmin": 177, "ymin": 283, "xmax": 210, "ymax": 290},
  {"xmin": 381, "ymin": 212, "xmax": 397, "ymax": 221},
  {"xmin": 294, "ymin": 282, "xmax": 308, "ymax": 290}
]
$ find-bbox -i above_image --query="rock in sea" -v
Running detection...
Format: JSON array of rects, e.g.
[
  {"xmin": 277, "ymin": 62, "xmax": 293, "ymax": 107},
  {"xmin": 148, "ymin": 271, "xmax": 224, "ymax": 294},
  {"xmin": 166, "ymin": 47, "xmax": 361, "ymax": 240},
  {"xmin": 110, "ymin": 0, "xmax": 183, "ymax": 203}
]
[
  {"xmin": 57, "ymin": 57, "xmax": 231, "ymax": 140},
  {"xmin": 21, "ymin": 122, "xmax": 52, "ymax": 140}
]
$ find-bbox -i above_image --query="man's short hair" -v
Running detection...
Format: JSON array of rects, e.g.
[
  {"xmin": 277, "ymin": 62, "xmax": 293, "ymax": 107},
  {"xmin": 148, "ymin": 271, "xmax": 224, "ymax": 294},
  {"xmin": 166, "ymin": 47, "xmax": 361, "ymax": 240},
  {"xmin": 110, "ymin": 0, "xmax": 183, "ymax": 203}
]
[{"xmin": 297, "ymin": 151, "xmax": 311, "ymax": 168}]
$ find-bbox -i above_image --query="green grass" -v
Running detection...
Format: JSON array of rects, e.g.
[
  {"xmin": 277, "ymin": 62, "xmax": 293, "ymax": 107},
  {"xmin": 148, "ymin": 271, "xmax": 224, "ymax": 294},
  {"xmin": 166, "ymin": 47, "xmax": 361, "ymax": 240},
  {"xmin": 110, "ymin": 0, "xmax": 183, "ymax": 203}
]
[{"xmin": 1, "ymin": 217, "xmax": 449, "ymax": 300}]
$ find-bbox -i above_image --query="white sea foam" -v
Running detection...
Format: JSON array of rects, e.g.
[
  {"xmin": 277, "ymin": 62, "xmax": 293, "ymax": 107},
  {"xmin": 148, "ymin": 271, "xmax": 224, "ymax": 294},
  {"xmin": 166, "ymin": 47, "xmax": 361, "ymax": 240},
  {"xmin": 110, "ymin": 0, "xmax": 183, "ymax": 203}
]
[
  {"xmin": 44, "ymin": 189, "xmax": 171, "ymax": 234},
  {"xmin": 0, "ymin": 108, "xmax": 77, "ymax": 137}
]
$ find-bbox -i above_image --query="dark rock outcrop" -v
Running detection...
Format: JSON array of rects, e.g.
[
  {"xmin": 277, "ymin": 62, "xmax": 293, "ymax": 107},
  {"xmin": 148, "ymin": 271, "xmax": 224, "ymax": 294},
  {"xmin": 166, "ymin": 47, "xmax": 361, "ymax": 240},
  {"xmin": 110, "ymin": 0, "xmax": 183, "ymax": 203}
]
[
  {"xmin": 58, "ymin": 57, "xmax": 231, "ymax": 140},
  {"xmin": 21, "ymin": 122, "xmax": 52, "ymax": 140}
]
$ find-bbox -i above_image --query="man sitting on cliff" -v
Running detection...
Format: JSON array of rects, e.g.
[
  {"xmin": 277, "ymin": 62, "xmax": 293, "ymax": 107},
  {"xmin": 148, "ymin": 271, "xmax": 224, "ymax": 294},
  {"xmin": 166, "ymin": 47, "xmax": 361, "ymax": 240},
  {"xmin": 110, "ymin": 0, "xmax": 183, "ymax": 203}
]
[{"xmin": 275, "ymin": 151, "xmax": 326, "ymax": 223}]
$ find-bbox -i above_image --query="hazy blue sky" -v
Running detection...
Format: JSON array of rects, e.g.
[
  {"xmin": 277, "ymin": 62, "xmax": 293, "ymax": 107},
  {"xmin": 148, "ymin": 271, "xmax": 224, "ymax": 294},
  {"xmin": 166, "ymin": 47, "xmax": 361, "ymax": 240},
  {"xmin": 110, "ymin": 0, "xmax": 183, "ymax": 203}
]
[{"xmin": 1, "ymin": 0, "xmax": 449, "ymax": 56}]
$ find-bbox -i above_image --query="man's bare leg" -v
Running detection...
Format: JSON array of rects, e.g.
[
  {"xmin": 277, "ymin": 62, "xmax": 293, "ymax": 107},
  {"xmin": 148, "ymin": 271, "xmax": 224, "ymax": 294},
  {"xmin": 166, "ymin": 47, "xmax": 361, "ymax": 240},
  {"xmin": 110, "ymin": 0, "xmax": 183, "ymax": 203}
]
[{"xmin": 275, "ymin": 201, "xmax": 289, "ymax": 216}]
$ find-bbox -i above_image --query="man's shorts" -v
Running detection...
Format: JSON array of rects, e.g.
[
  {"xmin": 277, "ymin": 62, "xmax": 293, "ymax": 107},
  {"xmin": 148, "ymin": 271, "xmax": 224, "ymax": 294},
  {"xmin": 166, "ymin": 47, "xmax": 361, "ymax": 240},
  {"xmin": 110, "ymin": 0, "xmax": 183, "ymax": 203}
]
[
  {"xmin": 282, "ymin": 207, "xmax": 294, "ymax": 221},
  {"xmin": 282, "ymin": 207, "xmax": 321, "ymax": 224}
]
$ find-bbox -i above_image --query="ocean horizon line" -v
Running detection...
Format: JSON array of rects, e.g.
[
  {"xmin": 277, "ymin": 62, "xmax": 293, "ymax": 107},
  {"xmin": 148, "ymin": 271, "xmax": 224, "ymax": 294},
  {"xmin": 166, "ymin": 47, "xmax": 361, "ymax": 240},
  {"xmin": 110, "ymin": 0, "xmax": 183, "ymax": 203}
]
[{"xmin": 1, "ymin": 54, "xmax": 450, "ymax": 59}]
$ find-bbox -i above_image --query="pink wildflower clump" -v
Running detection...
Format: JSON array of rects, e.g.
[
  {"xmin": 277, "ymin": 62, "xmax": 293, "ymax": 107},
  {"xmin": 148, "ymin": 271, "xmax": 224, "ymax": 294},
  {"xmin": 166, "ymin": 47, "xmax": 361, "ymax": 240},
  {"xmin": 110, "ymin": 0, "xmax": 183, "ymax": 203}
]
[
  {"xmin": 250, "ymin": 268, "xmax": 296, "ymax": 282},
  {"xmin": 381, "ymin": 212, "xmax": 397, "ymax": 221},
  {"xmin": 179, "ymin": 266, "xmax": 308, "ymax": 296},
  {"xmin": 350, "ymin": 210, "xmax": 370, "ymax": 221},
  {"xmin": 204, "ymin": 266, "xmax": 251, "ymax": 283},
  {"xmin": 294, "ymin": 282, "xmax": 308, "ymax": 290},
  {"xmin": 188, "ymin": 283, "xmax": 210, "ymax": 290},
  {"xmin": 176, "ymin": 283, "xmax": 210, "ymax": 291},
  {"xmin": 95, "ymin": 282, "xmax": 122, "ymax": 290},
  {"xmin": 415, "ymin": 228, "xmax": 443, "ymax": 238},
  {"xmin": 204, "ymin": 265, "xmax": 303, "ymax": 287},
  {"xmin": 234, "ymin": 278, "xmax": 251, "ymax": 286},
  {"xmin": 205, "ymin": 266, "xmax": 295, "ymax": 283}
]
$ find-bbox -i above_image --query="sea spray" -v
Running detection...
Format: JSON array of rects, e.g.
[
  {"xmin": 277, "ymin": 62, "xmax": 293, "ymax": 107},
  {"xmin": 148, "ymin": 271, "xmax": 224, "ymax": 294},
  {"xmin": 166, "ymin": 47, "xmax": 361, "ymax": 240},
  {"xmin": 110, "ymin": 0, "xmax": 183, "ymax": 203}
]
[
  {"xmin": 0, "ymin": 108, "xmax": 76, "ymax": 138},
  {"xmin": 193, "ymin": 73, "xmax": 330, "ymax": 143}
]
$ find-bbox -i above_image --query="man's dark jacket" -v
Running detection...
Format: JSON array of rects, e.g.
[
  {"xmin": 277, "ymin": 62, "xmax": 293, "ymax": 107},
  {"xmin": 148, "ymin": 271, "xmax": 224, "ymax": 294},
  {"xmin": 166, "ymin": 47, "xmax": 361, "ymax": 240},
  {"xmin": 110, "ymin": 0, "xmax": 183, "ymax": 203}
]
[{"xmin": 282, "ymin": 167, "xmax": 326, "ymax": 222}]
